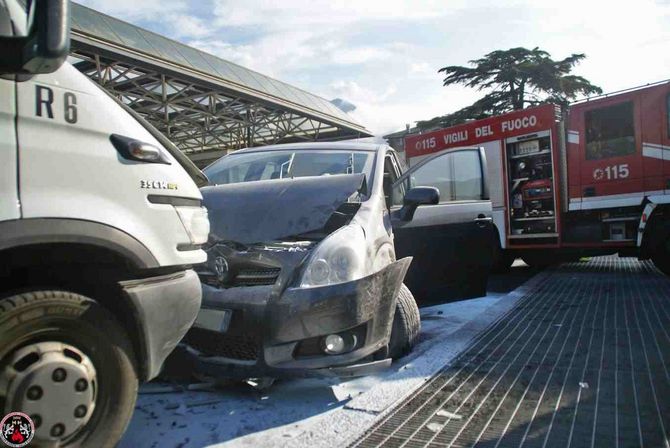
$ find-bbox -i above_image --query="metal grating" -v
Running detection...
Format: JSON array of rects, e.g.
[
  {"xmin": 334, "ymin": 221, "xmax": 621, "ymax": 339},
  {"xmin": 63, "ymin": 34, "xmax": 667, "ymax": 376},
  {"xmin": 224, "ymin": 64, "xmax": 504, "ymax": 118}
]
[
  {"xmin": 353, "ymin": 256, "xmax": 670, "ymax": 448},
  {"xmin": 68, "ymin": 3, "xmax": 371, "ymax": 159}
]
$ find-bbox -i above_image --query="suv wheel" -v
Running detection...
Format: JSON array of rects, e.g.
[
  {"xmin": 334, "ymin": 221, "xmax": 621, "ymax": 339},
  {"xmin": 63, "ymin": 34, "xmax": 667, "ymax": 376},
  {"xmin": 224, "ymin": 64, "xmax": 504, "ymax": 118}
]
[{"xmin": 388, "ymin": 284, "xmax": 421, "ymax": 359}]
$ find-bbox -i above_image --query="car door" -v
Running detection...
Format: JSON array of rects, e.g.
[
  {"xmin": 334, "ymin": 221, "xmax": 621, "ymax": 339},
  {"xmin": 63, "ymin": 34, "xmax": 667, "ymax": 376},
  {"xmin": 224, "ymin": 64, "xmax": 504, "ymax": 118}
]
[{"xmin": 390, "ymin": 148, "xmax": 494, "ymax": 300}]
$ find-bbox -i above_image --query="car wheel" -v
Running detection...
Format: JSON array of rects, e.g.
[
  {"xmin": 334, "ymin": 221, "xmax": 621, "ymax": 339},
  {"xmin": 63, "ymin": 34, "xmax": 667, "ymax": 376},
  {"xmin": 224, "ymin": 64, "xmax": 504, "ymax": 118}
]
[
  {"xmin": 0, "ymin": 290, "xmax": 138, "ymax": 448},
  {"xmin": 388, "ymin": 284, "xmax": 420, "ymax": 359}
]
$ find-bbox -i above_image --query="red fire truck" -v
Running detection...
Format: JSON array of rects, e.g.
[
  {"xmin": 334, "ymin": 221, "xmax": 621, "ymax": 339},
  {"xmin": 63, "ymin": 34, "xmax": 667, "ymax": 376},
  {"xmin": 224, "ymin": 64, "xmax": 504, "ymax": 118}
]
[{"xmin": 404, "ymin": 80, "xmax": 670, "ymax": 273}]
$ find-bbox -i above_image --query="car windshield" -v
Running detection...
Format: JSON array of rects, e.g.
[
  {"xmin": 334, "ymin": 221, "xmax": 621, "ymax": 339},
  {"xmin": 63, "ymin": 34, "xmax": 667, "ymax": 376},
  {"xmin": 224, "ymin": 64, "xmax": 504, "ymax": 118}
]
[{"xmin": 204, "ymin": 149, "xmax": 375, "ymax": 186}]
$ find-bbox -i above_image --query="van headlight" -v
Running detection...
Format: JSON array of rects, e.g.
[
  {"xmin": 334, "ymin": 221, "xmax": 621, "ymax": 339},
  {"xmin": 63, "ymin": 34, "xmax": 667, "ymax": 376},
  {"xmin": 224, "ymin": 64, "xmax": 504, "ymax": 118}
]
[
  {"xmin": 175, "ymin": 206, "xmax": 210, "ymax": 245},
  {"xmin": 300, "ymin": 225, "xmax": 370, "ymax": 288}
]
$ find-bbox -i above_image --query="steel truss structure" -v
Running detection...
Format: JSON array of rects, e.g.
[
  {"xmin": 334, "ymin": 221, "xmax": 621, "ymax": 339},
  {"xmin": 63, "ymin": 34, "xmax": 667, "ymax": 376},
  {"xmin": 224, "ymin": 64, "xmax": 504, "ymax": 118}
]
[{"xmin": 68, "ymin": 4, "xmax": 370, "ymax": 163}]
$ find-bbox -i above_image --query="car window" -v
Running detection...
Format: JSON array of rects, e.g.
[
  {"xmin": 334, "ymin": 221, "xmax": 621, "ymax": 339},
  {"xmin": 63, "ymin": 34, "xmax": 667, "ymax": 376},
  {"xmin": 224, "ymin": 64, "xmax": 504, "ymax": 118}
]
[
  {"xmin": 392, "ymin": 152, "xmax": 453, "ymax": 205},
  {"xmin": 205, "ymin": 150, "xmax": 374, "ymax": 186},
  {"xmin": 585, "ymin": 101, "xmax": 635, "ymax": 160},
  {"xmin": 383, "ymin": 154, "xmax": 401, "ymax": 209},
  {"xmin": 452, "ymin": 150, "xmax": 482, "ymax": 200},
  {"xmin": 392, "ymin": 149, "xmax": 483, "ymax": 205}
]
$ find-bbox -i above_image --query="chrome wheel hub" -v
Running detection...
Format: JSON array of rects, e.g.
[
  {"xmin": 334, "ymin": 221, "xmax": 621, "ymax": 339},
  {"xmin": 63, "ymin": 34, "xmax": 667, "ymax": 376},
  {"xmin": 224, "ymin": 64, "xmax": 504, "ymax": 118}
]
[{"xmin": 1, "ymin": 342, "xmax": 97, "ymax": 443}]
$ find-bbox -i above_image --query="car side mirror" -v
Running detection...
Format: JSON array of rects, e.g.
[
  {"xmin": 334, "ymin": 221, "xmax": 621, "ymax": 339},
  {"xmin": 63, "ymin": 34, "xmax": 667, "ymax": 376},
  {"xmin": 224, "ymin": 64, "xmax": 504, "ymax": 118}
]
[
  {"xmin": 0, "ymin": 0, "xmax": 70, "ymax": 75},
  {"xmin": 398, "ymin": 186, "xmax": 439, "ymax": 221}
]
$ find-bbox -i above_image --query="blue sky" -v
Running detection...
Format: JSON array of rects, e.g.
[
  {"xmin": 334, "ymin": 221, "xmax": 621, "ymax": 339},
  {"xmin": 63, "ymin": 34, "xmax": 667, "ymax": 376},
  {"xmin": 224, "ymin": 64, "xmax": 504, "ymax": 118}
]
[{"xmin": 77, "ymin": 0, "xmax": 670, "ymax": 136}]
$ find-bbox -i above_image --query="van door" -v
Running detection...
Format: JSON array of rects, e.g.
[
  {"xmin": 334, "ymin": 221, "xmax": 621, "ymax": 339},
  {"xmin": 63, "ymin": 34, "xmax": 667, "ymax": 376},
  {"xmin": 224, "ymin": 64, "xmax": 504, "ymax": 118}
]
[
  {"xmin": 390, "ymin": 148, "xmax": 494, "ymax": 300},
  {"xmin": 0, "ymin": 2, "xmax": 19, "ymax": 220}
]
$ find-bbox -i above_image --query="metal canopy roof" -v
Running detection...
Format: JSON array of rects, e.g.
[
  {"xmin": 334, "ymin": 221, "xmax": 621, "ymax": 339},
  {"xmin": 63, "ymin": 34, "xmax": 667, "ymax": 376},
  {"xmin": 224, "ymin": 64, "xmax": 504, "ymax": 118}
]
[{"xmin": 68, "ymin": 3, "xmax": 371, "ymax": 159}]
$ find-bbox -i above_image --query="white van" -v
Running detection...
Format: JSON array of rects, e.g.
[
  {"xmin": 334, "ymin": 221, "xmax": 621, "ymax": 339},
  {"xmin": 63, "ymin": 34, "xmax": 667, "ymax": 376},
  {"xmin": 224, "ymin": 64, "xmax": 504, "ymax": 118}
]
[{"xmin": 0, "ymin": 1, "xmax": 209, "ymax": 446}]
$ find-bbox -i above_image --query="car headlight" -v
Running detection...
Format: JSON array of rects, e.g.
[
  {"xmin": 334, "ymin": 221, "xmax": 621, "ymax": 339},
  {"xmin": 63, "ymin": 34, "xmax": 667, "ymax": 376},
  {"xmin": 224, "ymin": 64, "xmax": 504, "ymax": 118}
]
[
  {"xmin": 175, "ymin": 206, "xmax": 210, "ymax": 245},
  {"xmin": 300, "ymin": 224, "xmax": 371, "ymax": 288}
]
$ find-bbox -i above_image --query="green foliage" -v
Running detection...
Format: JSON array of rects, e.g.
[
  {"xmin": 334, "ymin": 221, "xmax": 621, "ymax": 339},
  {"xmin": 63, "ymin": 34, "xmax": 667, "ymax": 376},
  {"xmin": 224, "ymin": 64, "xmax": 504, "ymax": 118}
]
[{"xmin": 417, "ymin": 47, "xmax": 602, "ymax": 130}]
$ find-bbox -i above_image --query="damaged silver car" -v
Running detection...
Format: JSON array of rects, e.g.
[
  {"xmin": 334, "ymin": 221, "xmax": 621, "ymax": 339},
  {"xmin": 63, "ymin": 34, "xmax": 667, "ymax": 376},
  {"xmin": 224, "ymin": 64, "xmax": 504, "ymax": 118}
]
[{"xmin": 181, "ymin": 142, "xmax": 443, "ymax": 380}]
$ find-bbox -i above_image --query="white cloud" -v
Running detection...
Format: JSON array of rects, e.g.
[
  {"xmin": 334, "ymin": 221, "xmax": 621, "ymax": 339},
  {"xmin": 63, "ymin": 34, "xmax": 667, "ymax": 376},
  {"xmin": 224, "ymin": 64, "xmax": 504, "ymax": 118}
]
[
  {"xmin": 212, "ymin": 0, "xmax": 452, "ymax": 29},
  {"xmin": 76, "ymin": 0, "xmax": 670, "ymax": 137},
  {"xmin": 330, "ymin": 47, "xmax": 394, "ymax": 65},
  {"xmin": 76, "ymin": 0, "xmax": 188, "ymax": 21},
  {"xmin": 171, "ymin": 15, "xmax": 211, "ymax": 39}
]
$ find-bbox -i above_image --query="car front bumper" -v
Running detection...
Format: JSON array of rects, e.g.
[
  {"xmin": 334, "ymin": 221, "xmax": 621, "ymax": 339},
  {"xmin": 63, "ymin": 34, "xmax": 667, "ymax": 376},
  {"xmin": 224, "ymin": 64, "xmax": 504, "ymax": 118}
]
[{"xmin": 184, "ymin": 258, "xmax": 411, "ymax": 379}]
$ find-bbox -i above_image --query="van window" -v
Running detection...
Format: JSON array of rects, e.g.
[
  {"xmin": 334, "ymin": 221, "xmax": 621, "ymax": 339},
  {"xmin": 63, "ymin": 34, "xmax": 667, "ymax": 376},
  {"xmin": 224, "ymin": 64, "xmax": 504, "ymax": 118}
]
[
  {"xmin": 585, "ymin": 101, "xmax": 635, "ymax": 160},
  {"xmin": 452, "ymin": 150, "xmax": 482, "ymax": 200}
]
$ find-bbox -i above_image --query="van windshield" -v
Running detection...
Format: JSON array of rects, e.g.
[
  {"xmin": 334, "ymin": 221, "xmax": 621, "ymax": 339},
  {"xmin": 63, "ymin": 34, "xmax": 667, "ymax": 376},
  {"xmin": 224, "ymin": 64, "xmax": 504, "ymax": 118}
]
[{"xmin": 204, "ymin": 150, "xmax": 375, "ymax": 186}]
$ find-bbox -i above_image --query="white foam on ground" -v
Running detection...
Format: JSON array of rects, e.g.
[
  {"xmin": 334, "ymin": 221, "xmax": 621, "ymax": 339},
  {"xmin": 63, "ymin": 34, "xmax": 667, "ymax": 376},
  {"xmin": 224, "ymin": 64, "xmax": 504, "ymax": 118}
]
[{"xmin": 120, "ymin": 272, "xmax": 547, "ymax": 448}]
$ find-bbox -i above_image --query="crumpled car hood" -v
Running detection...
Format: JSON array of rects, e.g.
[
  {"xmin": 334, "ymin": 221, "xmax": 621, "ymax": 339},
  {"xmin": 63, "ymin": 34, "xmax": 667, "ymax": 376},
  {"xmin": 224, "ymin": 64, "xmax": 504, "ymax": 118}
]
[{"xmin": 202, "ymin": 173, "xmax": 367, "ymax": 245}]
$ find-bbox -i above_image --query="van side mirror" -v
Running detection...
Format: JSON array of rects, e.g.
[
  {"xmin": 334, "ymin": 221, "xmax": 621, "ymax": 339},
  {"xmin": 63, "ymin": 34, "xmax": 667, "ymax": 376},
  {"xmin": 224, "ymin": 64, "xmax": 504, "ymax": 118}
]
[
  {"xmin": 398, "ymin": 186, "xmax": 439, "ymax": 221},
  {"xmin": 0, "ymin": 0, "xmax": 70, "ymax": 75}
]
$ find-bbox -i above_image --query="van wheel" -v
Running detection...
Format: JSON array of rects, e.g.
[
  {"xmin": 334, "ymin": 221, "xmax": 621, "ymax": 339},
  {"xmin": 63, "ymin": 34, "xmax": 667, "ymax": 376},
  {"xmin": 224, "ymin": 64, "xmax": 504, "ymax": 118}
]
[
  {"xmin": 388, "ymin": 284, "xmax": 421, "ymax": 359},
  {"xmin": 0, "ymin": 291, "xmax": 138, "ymax": 448}
]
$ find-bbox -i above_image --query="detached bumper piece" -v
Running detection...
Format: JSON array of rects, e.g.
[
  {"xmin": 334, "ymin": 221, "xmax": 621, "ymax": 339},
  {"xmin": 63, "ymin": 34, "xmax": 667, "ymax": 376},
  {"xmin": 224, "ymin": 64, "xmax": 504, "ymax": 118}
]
[{"xmin": 184, "ymin": 258, "xmax": 411, "ymax": 379}]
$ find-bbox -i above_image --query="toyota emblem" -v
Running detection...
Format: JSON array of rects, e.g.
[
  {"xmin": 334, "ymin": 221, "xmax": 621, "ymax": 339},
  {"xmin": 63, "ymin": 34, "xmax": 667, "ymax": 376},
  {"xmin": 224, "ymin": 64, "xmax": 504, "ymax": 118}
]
[{"xmin": 214, "ymin": 256, "xmax": 229, "ymax": 281}]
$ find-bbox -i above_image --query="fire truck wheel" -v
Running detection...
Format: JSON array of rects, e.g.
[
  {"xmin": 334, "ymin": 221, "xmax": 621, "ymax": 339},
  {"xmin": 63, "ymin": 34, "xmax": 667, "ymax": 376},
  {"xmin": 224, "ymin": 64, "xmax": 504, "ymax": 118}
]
[
  {"xmin": 521, "ymin": 254, "xmax": 555, "ymax": 269},
  {"xmin": 388, "ymin": 284, "xmax": 421, "ymax": 359},
  {"xmin": 492, "ymin": 243, "xmax": 515, "ymax": 273},
  {"xmin": 0, "ymin": 291, "xmax": 138, "ymax": 448},
  {"xmin": 651, "ymin": 246, "xmax": 670, "ymax": 276}
]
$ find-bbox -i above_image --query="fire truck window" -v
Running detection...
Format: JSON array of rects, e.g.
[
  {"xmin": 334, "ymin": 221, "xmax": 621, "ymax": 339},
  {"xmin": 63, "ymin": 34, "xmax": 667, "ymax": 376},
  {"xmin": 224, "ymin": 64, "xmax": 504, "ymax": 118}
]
[
  {"xmin": 452, "ymin": 150, "xmax": 482, "ymax": 200},
  {"xmin": 585, "ymin": 101, "xmax": 635, "ymax": 160},
  {"xmin": 394, "ymin": 153, "xmax": 453, "ymax": 204},
  {"xmin": 667, "ymin": 93, "xmax": 670, "ymax": 136}
]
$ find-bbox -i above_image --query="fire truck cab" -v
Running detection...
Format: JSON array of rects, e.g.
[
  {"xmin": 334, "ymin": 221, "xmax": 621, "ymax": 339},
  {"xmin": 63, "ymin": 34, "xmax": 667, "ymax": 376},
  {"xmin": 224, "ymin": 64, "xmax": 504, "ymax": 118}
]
[
  {"xmin": 404, "ymin": 80, "xmax": 670, "ymax": 274},
  {"xmin": 566, "ymin": 81, "xmax": 670, "ymax": 272}
]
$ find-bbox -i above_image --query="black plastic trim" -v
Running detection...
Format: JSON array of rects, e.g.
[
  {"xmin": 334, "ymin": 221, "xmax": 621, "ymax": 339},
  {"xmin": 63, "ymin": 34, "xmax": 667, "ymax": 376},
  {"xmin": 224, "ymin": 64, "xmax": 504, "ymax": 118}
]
[
  {"xmin": 0, "ymin": 218, "xmax": 158, "ymax": 269},
  {"xmin": 110, "ymin": 133, "xmax": 171, "ymax": 165},
  {"xmin": 177, "ymin": 243, "xmax": 203, "ymax": 252},
  {"xmin": 147, "ymin": 195, "xmax": 202, "ymax": 207}
]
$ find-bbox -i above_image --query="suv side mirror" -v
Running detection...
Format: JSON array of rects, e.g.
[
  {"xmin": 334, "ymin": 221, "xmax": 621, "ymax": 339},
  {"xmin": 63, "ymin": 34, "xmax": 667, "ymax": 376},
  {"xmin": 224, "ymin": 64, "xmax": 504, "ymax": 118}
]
[
  {"xmin": 398, "ymin": 186, "xmax": 439, "ymax": 221},
  {"xmin": 0, "ymin": 0, "xmax": 70, "ymax": 75}
]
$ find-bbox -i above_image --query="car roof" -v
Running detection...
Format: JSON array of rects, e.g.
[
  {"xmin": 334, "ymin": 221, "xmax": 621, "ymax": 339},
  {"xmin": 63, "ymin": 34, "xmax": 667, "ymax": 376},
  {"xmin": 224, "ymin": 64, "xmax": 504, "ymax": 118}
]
[{"xmin": 226, "ymin": 141, "xmax": 385, "ymax": 155}]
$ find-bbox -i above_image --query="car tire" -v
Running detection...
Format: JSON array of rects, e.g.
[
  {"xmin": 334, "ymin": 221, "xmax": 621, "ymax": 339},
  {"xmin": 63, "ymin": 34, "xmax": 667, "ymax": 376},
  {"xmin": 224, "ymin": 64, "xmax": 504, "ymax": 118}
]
[
  {"xmin": 388, "ymin": 284, "xmax": 421, "ymax": 359},
  {"xmin": 0, "ymin": 290, "xmax": 138, "ymax": 448}
]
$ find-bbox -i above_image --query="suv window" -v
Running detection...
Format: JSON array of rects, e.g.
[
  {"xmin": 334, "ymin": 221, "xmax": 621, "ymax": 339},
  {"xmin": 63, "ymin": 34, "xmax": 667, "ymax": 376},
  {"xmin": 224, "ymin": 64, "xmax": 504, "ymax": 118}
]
[
  {"xmin": 452, "ymin": 150, "xmax": 482, "ymax": 200},
  {"xmin": 383, "ymin": 154, "xmax": 400, "ymax": 209},
  {"xmin": 392, "ymin": 149, "xmax": 483, "ymax": 205},
  {"xmin": 205, "ymin": 150, "xmax": 375, "ymax": 185},
  {"xmin": 585, "ymin": 101, "xmax": 635, "ymax": 160}
]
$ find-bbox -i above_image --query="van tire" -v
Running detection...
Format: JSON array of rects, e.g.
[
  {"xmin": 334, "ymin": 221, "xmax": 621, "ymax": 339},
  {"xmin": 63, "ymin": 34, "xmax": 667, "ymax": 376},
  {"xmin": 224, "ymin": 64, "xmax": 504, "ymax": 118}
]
[
  {"xmin": 0, "ymin": 291, "xmax": 138, "ymax": 448},
  {"xmin": 388, "ymin": 284, "xmax": 420, "ymax": 359}
]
